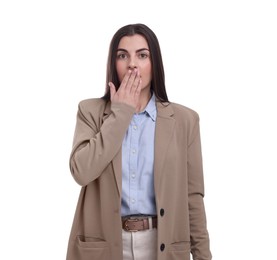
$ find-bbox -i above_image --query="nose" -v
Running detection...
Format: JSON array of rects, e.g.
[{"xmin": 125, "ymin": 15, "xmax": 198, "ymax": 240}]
[{"xmin": 128, "ymin": 57, "xmax": 137, "ymax": 70}]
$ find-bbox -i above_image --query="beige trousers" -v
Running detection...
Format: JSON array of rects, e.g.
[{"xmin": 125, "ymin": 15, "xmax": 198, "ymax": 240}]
[{"xmin": 122, "ymin": 226, "xmax": 157, "ymax": 260}]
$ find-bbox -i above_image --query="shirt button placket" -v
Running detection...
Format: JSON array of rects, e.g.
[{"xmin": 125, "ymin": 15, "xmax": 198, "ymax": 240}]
[{"xmin": 130, "ymin": 120, "xmax": 139, "ymax": 212}]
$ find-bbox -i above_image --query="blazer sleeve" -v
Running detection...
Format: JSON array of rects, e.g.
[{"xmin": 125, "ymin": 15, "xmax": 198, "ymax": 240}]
[
  {"xmin": 187, "ymin": 114, "xmax": 212, "ymax": 260},
  {"xmin": 69, "ymin": 100, "xmax": 135, "ymax": 186}
]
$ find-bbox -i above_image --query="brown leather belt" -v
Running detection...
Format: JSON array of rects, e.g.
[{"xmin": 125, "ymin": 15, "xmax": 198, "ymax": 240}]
[{"xmin": 122, "ymin": 216, "xmax": 157, "ymax": 232}]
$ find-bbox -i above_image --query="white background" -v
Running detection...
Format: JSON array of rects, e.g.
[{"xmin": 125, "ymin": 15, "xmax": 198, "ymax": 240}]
[{"xmin": 1, "ymin": 0, "xmax": 276, "ymax": 259}]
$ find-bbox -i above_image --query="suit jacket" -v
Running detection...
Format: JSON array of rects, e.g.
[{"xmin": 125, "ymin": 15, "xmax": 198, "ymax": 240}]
[{"xmin": 66, "ymin": 98, "xmax": 212, "ymax": 260}]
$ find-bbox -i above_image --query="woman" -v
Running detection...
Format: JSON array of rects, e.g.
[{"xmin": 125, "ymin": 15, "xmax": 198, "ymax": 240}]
[{"xmin": 66, "ymin": 23, "xmax": 212, "ymax": 260}]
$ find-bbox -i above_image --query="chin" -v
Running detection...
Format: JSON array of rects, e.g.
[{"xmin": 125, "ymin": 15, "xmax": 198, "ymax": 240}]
[{"xmin": 141, "ymin": 86, "xmax": 151, "ymax": 93}]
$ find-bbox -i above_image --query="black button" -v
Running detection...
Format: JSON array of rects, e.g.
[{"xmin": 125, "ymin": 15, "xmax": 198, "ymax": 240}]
[
  {"xmin": 160, "ymin": 208, "xmax": 165, "ymax": 216},
  {"xmin": 160, "ymin": 243, "xmax": 165, "ymax": 251}
]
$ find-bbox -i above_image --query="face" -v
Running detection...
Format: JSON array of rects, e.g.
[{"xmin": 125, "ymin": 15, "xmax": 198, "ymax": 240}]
[{"xmin": 116, "ymin": 34, "xmax": 152, "ymax": 91}]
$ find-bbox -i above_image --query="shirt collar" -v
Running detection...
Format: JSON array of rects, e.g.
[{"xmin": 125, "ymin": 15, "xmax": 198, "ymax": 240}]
[{"xmin": 141, "ymin": 93, "xmax": 157, "ymax": 122}]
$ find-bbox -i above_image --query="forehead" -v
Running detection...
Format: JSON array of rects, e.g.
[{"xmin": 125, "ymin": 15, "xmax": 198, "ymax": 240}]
[{"xmin": 117, "ymin": 34, "xmax": 149, "ymax": 50}]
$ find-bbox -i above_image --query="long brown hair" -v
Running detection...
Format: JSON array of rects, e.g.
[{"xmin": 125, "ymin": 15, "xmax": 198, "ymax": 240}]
[{"xmin": 102, "ymin": 23, "xmax": 169, "ymax": 102}]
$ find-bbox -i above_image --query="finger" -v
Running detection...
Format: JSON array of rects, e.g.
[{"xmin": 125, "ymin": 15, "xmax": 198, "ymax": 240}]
[
  {"xmin": 134, "ymin": 78, "xmax": 142, "ymax": 98},
  {"xmin": 120, "ymin": 70, "xmax": 132, "ymax": 90},
  {"xmin": 127, "ymin": 69, "xmax": 139, "ymax": 93},
  {"xmin": 109, "ymin": 82, "xmax": 116, "ymax": 101},
  {"xmin": 130, "ymin": 69, "xmax": 141, "ymax": 94}
]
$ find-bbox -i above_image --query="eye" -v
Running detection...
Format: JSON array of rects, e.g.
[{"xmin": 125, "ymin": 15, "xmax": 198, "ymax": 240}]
[
  {"xmin": 117, "ymin": 53, "xmax": 128, "ymax": 59},
  {"xmin": 138, "ymin": 52, "xmax": 149, "ymax": 59}
]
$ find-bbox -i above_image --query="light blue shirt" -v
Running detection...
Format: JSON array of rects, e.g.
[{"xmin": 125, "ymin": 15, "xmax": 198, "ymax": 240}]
[{"xmin": 121, "ymin": 94, "xmax": 157, "ymax": 216}]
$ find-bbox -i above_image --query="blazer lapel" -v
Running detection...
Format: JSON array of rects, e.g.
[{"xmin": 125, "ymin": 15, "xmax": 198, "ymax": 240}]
[
  {"xmin": 103, "ymin": 101, "xmax": 122, "ymax": 197},
  {"xmin": 154, "ymin": 102, "xmax": 175, "ymax": 192}
]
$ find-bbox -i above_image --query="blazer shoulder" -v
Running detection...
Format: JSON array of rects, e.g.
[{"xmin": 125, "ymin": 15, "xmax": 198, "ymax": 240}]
[
  {"xmin": 169, "ymin": 102, "xmax": 201, "ymax": 142},
  {"xmin": 170, "ymin": 102, "xmax": 199, "ymax": 122},
  {"xmin": 78, "ymin": 98, "xmax": 107, "ymax": 115},
  {"xmin": 79, "ymin": 97, "xmax": 106, "ymax": 108}
]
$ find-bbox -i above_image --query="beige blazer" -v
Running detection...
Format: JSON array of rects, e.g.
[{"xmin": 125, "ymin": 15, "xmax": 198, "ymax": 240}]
[{"xmin": 66, "ymin": 98, "xmax": 212, "ymax": 260}]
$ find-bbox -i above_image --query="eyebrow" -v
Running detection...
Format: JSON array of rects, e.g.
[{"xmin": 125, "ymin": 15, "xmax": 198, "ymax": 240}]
[{"xmin": 117, "ymin": 48, "xmax": 150, "ymax": 53}]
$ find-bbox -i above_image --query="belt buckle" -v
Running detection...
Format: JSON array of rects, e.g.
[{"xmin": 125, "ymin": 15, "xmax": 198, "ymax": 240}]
[{"xmin": 124, "ymin": 218, "xmax": 139, "ymax": 232}]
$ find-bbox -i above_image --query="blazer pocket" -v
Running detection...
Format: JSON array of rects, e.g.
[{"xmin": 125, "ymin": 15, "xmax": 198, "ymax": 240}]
[
  {"xmin": 76, "ymin": 235, "xmax": 111, "ymax": 260},
  {"xmin": 167, "ymin": 241, "xmax": 190, "ymax": 260}
]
